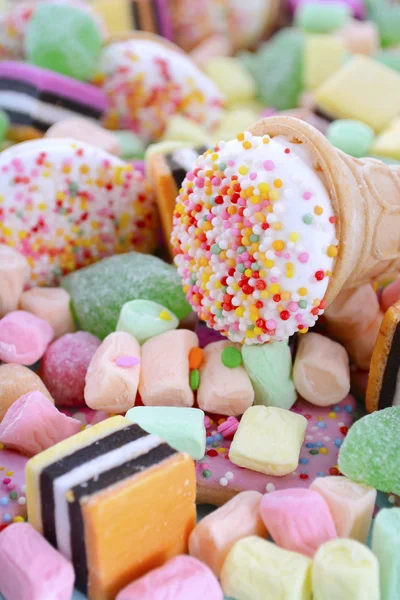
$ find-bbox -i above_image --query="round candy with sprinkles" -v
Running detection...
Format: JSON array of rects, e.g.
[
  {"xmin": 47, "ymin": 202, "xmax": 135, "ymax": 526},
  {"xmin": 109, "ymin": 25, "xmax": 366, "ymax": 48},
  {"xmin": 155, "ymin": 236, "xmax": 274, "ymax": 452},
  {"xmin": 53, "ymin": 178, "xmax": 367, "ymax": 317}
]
[
  {"xmin": 172, "ymin": 131, "xmax": 338, "ymax": 344},
  {"xmin": 0, "ymin": 447, "xmax": 28, "ymax": 531}
]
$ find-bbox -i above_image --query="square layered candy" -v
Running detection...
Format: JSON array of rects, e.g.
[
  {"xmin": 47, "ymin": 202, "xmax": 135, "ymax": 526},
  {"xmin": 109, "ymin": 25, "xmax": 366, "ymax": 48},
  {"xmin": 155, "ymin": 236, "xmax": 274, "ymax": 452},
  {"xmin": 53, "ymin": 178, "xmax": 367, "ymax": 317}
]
[{"xmin": 26, "ymin": 416, "xmax": 196, "ymax": 600}]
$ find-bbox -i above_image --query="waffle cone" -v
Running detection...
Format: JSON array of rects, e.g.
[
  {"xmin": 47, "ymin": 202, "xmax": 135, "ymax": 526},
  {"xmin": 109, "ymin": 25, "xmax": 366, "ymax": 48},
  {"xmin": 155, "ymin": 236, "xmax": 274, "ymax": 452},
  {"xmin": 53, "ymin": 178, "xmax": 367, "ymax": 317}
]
[{"xmin": 247, "ymin": 116, "xmax": 400, "ymax": 307}]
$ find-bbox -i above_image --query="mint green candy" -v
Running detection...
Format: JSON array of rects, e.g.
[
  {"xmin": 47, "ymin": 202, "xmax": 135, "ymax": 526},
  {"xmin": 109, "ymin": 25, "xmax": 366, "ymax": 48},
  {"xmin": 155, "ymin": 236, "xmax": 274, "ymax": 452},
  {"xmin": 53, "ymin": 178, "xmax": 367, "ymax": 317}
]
[
  {"xmin": 125, "ymin": 406, "xmax": 206, "ymax": 460},
  {"xmin": 113, "ymin": 131, "xmax": 145, "ymax": 159},
  {"xmin": 372, "ymin": 508, "xmax": 400, "ymax": 600},
  {"xmin": 117, "ymin": 299, "xmax": 178, "ymax": 344},
  {"xmin": 370, "ymin": 4, "xmax": 400, "ymax": 48},
  {"xmin": 338, "ymin": 406, "xmax": 400, "ymax": 495},
  {"xmin": 25, "ymin": 4, "xmax": 102, "ymax": 81},
  {"xmin": 375, "ymin": 51, "xmax": 400, "ymax": 74},
  {"xmin": 61, "ymin": 252, "xmax": 192, "ymax": 340},
  {"xmin": 0, "ymin": 110, "xmax": 9, "ymax": 142},
  {"xmin": 242, "ymin": 341, "xmax": 296, "ymax": 410},
  {"xmin": 327, "ymin": 120, "xmax": 375, "ymax": 158},
  {"xmin": 296, "ymin": 2, "xmax": 350, "ymax": 33}
]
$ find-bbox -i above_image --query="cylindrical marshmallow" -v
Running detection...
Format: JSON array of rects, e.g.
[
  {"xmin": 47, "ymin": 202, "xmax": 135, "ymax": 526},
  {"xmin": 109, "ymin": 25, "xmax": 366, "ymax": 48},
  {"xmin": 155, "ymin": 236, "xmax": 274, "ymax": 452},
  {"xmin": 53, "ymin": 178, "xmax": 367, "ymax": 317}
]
[
  {"xmin": 0, "ymin": 310, "xmax": 54, "ymax": 365},
  {"xmin": 19, "ymin": 287, "xmax": 75, "ymax": 339},
  {"xmin": 0, "ymin": 245, "xmax": 28, "ymax": 318}
]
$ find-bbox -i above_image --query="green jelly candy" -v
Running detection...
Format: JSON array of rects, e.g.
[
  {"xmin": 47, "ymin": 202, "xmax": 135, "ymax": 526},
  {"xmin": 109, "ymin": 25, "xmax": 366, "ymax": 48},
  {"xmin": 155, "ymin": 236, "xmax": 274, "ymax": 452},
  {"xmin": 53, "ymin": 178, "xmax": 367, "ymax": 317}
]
[
  {"xmin": 125, "ymin": 406, "xmax": 206, "ymax": 460},
  {"xmin": 25, "ymin": 4, "xmax": 102, "ymax": 81},
  {"xmin": 221, "ymin": 346, "xmax": 243, "ymax": 368},
  {"xmin": 296, "ymin": 2, "xmax": 350, "ymax": 33},
  {"xmin": 61, "ymin": 252, "xmax": 192, "ymax": 340},
  {"xmin": 370, "ymin": 5, "xmax": 400, "ymax": 48},
  {"xmin": 239, "ymin": 29, "xmax": 304, "ymax": 111},
  {"xmin": 375, "ymin": 51, "xmax": 400, "ymax": 74},
  {"xmin": 0, "ymin": 110, "xmax": 9, "ymax": 142},
  {"xmin": 242, "ymin": 341, "xmax": 297, "ymax": 410},
  {"xmin": 372, "ymin": 508, "xmax": 400, "ymax": 600},
  {"xmin": 327, "ymin": 120, "xmax": 375, "ymax": 158},
  {"xmin": 113, "ymin": 131, "xmax": 145, "ymax": 159},
  {"xmin": 190, "ymin": 369, "xmax": 200, "ymax": 391},
  {"xmin": 338, "ymin": 406, "xmax": 400, "ymax": 495},
  {"xmin": 117, "ymin": 299, "xmax": 179, "ymax": 344}
]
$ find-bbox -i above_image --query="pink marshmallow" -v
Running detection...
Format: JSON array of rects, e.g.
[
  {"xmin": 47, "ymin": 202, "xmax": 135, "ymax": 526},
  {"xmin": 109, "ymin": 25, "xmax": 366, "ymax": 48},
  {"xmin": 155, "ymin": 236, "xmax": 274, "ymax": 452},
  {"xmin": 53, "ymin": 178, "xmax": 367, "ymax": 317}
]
[
  {"xmin": 260, "ymin": 488, "xmax": 337, "ymax": 557},
  {"xmin": 0, "ymin": 523, "xmax": 75, "ymax": 600},
  {"xmin": 0, "ymin": 310, "xmax": 53, "ymax": 365},
  {"xmin": 0, "ymin": 390, "xmax": 81, "ymax": 456},
  {"xmin": 45, "ymin": 117, "xmax": 121, "ymax": 155},
  {"xmin": 189, "ymin": 491, "xmax": 268, "ymax": 577},
  {"xmin": 0, "ymin": 245, "xmax": 28, "ymax": 318},
  {"xmin": 381, "ymin": 277, "xmax": 400, "ymax": 313},
  {"xmin": 20, "ymin": 287, "xmax": 75, "ymax": 339},
  {"xmin": 336, "ymin": 19, "xmax": 379, "ymax": 56},
  {"xmin": 116, "ymin": 555, "xmax": 223, "ymax": 600}
]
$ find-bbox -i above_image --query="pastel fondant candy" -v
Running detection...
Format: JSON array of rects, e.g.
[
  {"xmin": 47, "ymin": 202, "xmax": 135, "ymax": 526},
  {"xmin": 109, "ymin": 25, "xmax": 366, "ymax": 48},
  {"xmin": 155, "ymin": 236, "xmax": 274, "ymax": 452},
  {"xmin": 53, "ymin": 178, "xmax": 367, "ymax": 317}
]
[
  {"xmin": 212, "ymin": 107, "xmax": 260, "ymax": 143},
  {"xmin": 0, "ymin": 364, "xmax": 53, "ymax": 422},
  {"xmin": 197, "ymin": 341, "xmax": 254, "ymax": 416},
  {"xmin": 229, "ymin": 406, "xmax": 307, "ymax": 476},
  {"xmin": 19, "ymin": 287, "xmax": 75, "ymax": 340},
  {"xmin": 304, "ymin": 35, "xmax": 346, "ymax": 91},
  {"xmin": 0, "ymin": 391, "xmax": 81, "ymax": 456},
  {"xmin": 337, "ymin": 19, "xmax": 379, "ymax": 56},
  {"xmin": 312, "ymin": 538, "xmax": 380, "ymax": 600},
  {"xmin": 117, "ymin": 299, "xmax": 179, "ymax": 344},
  {"xmin": 41, "ymin": 331, "xmax": 101, "ymax": 407},
  {"xmin": 125, "ymin": 406, "xmax": 206, "ymax": 460},
  {"xmin": 26, "ymin": 416, "xmax": 196, "ymax": 599},
  {"xmin": 0, "ymin": 448, "xmax": 28, "ymax": 528},
  {"xmin": 296, "ymin": 1, "xmax": 351, "ymax": 33},
  {"xmin": 242, "ymin": 341, "xmax": 296, "ymax": 410},
  {"xmin": 0, "ymin": 245, "xmax": 28, "ymax": 318},
  {"xmin": 221, "ymin": 536, "xmax": 312, "ymax": 600},
  {"xmin": 375, "ymin": 51, "xmax": 400, "ymax": 74},
  {"xmin": 45, "ymin": 118, "xmax": 120, "ymax": 156},
  {"xmin": 61, "ymin": 252, "xmax": 192, "ymax": 340},
  {"xmin": 204, "ymin": 57, "xmax": 256, "ymax": 107},
  {"xmin": 310, "ymin": 476, "xmax": 376, "ymax": 543},
  {"xmin": 371, "ymin": 118, "xmax": 400, "ymax": 161},
  {"xmin": 372, "ymin": 507, "xmax": 400, "ymax": 600},
  {"xmin": 85, "ymin": 332, "xmax": 141, "ymax": 413},
  {"xmin": 0, "ymin": 311, "xmax": 54, "ymax": 365},
  {"xmin": 161, "ymin": 115, "xmax": 213, "ymax": 146},
  {"xmin": 189, "ymin": 491, "xmax": 267, "ymax": 577},
  {"xmin": 116, "ymin": 555, "xmax": 223, "ymax": 600},
  {"xmin": 139, "ymin": 330, "xmax": 198, "ymax": 407},
  {"xmin": 371, "ymin": 3, "xmax": 400, "ymax": 48},
  {"xmin": 0, "ymin": 523, "xmax": 75, "ymax": 600},
  {"xmin": 327, "ymin": 119, "xmax": 375, "ymax": 158}
]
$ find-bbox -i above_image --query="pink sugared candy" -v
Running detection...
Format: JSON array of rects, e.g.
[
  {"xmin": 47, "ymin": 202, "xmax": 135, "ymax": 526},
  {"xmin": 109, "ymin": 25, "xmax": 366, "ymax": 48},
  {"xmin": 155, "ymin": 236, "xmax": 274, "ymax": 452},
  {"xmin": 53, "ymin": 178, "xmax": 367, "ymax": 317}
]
[
  {"xmin": 0, "ymin": 391, "xmax": 81, "ymax": 456},
  {"xmin": 260, "ymin": 488, "xmax": 337, "ymax": 557},
  {"xmin": 116, "ymin": 555, "xmax": 223, "ymax": 600},
  {"xmin": 41, "ymin": 331, "xmax": 101, "ymax": 406},
  {"xmin": 0, "ymin": 523, "xmax": 75, "ymax": 600},
  {"xmin": 0, "ymin": 311, "xmax": 53, "ymax": 365}
]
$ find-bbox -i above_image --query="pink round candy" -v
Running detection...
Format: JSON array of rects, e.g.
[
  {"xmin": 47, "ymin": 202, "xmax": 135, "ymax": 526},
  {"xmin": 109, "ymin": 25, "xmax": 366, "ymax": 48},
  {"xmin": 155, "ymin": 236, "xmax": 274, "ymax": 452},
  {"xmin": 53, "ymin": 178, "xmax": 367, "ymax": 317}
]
[
  {"xmin": 41, "ymin": 331, "xmax": 101, "ymax": 407},
  {"xmin": 0, "ymin": 311, "xmax": 53, "ymax": 365}
]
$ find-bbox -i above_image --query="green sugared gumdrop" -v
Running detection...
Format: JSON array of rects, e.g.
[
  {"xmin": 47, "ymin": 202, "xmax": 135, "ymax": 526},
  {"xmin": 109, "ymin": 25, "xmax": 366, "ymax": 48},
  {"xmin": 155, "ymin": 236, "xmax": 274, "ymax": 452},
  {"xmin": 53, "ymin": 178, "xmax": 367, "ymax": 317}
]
[
  {"xmin": 25, "ymin": 4, "xmax": 102, "ymax": 81},
  {"xmin": 327, "ymin": 120, "xmax": 375, "ymax": 158},
  {"xmin": 338, "ymin": 406, "xmax": 400, "ymax": 495},
  {"xmin": 61, "ymin": 252, "xmax": 192, "ymax": 340}
]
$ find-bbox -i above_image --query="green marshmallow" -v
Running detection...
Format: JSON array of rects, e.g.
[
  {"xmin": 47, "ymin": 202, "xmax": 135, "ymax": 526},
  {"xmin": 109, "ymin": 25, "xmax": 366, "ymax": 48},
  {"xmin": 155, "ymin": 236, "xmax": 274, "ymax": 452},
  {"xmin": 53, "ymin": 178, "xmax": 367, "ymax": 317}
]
[
  {"xmin": 61, "ymin": 252, "xmax": 192, "ymax": 340},
  {"xmin": 242, "ymin": 341, "xmax": 297, "ymax": 410},
  {"xmin": 296, "ymin": 2, "xmax": 351, "ymax": 33},
  {"xmin": 117, "ymin": 299, "xmax": 178, "ymax": 344},
  {"xmin": 338, "ymin": 406, "xmax": 400, "ymax": 495},
  {"xmin": 375, "ymin": 51, "xmax": 400, "ymax": 74},
  {"xmin": 125, "ymin": 406, "xmax": 206, "ymax": 460},
  {"xmin": 327, "ymin": 120, "xmax": 375, "ymax": 158},
  {"xmin": 113, "ymin": 131, "xmax": 145, "ymax": 159},
  {"xmin": 0, "ymin": 110, "xmax": 9, "ymax": 142},
  {"xmin": 372, "ymin": 508, "xmax": 400, "ymax": 600}
]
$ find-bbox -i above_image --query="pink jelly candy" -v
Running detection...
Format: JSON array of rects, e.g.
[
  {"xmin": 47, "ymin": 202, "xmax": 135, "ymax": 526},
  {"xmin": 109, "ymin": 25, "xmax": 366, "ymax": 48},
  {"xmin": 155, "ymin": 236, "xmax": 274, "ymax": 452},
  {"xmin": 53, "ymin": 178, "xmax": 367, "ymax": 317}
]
[
  {"xmin": 41, "ymin": 331, "xmax": 101, "ymax": 406},
  {"xmin": 0, "ymin": 390, "xmax": 81, "ymax": 456},
  {"xmin": 0, "ymin": 310, "xmax": 53, "ymax": 365}
]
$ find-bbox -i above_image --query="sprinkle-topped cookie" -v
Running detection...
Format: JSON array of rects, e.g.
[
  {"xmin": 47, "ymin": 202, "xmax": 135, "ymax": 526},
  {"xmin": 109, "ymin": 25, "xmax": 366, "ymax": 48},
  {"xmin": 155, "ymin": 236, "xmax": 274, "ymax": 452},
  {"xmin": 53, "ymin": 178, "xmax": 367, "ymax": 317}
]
[{"xmin": 172, "ymin": 131, "xmax": 338, "ymax": 344}]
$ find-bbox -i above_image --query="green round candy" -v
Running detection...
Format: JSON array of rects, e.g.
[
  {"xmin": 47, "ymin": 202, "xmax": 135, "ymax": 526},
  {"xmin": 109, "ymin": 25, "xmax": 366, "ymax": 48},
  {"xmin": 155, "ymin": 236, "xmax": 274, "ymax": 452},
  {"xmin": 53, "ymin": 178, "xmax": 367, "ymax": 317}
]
[
  {"xmin": 0, "ymin": 111, "xmax": 9, "ymax": 141},
  {"xmin": 221, "ymin": 346, "xmax": 243, "ymax": 369},
  {"xmin": 190, "ymin": 369, "xmax": 200, "ymax": 391},
  {"xmin": 296, "ymin": 2, "xmax": 350, "ymax": 34},
  {"xmin": 327, "ymin": 120, "xmax": 375, "ymax": 158},
  {"xmin": 25, "ymin": 4, "xmax": 102, "ymax": 81}
]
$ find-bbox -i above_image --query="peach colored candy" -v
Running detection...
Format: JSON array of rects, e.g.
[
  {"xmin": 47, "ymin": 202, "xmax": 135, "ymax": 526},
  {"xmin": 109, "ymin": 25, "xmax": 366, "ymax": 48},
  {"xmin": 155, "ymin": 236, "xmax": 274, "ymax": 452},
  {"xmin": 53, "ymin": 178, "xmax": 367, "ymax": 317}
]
[
  {"xmin": 336, "ymin": 19, "xmax": 379, "ymax": 56},
  {"xmin": 0, "ymin": 390, "xmax": 81, "ymax": 456},
  {"xmin": 19, "ymin": 287, "xmax": 75, "ymax": 339},
  {"xmin": 45, "ymin": 117, "xmax": 121, "ymax": 155},
  {"xmin": 0, "ymin": 245, "xmax": 28, "ymax": 318},
  {"xmin": 0, "ymin": 363, "xmax": 54, "ymax": 422},
  {"xmin": 188, "ymin": 491, "xmax": 267, "ymax": 577},
  {"xmin": 310, "ymin": 476, "xmax": 377, "ymax": 544},
  {"xmin": 197, "ymin": 341, "xmax": 254, "ymax": 416},
  {"xmin": 0, "ymin": 310, "xmax": 53, "ymax": 365},
  {"xmin": 381, "ymin": 277, "xmax": 400, "ymax": 312},
  {"xmin": 293, "ymin": 333, "xmax": 350, "ymax": 407},
  {"xmin": 85, "ymin": 331, "xmax": 141, "ymax": 413},
  {"xmin": 190, "ymin": 34, "xmax": 233, "ymax": 70},
  {"xmin": 259, "ymin": 488, "xmax": 337, "ymax": 558},
  {"xmin": 139, "ymin": 329, "xmax": 198, "ymax": 407}
]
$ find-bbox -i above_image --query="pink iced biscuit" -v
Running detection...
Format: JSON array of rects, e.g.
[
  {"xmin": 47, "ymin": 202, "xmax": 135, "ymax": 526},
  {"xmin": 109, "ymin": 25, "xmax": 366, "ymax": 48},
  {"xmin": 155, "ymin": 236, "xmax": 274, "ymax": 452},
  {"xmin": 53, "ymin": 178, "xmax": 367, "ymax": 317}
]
[
  {"xmin": 0, "ymin": 245, "xmax": 28, "ymax": 318},
  {"xmin": 0, "ymin": 310, "xmax": 53, "ymax": 365},
  {"xmin": 0, "ymin": 522, "xmax": 75, "ymax": 600},
  {"xmin": 0, "ymin": 448, "xmax": 28, "ymax": 529},
  {"xmin": 0, "ymin": 391, "xmax": 81, "ymax": 456},
  {"xmin": 116, "ymin": 555, "xmax": 223, "ymax": 600},
  {"xmin": 139, "ymin": 329, "xmax": 198, "ymax": 407},
  {"xmin": 19, "ymin": 287, "xmax": 75, "ymax": 340},
  {"xmin": 41, "ymin": 331, "xmax": 101, "ymax": 406},
  {"xmin": 310, "ymin": 476, "xmax": 376, "ymax": 543},
  {"xmin": 260, "ymin": 488, "xmax": 337, "ymax": 557},
  {"xmin": 197, "ymin": 341, "xmax": 254, "ymax": 416},
  {"xmin": 189, "ymin": 491, "xmax": 267, "ymax": 577},
  {"xmin": 85, "ymin": 332, "xmax": 141, "ymax": 413},
  {"xmin": 336, "ymin": 19, "xmax": 379, "ymax": 56},
  {"xmin": 381, "ymin": 277, "xmax": 400, "ymax": 312},
  {"xmin": 289, "ymin": 0, "xmax": 365, "ymax": 18},
  {"xmin": 45, "ymin": 118, "xmax": 121, "ymax": 155}
]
